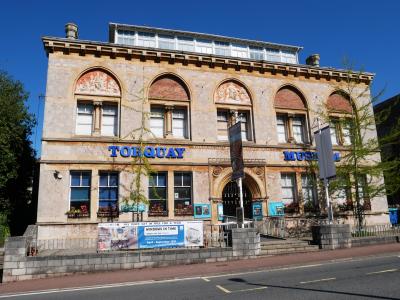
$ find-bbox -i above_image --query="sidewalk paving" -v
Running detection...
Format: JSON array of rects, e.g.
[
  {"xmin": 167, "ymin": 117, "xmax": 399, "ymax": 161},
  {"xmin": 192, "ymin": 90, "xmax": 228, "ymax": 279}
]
[{"xmin": 1, "ymin": 243, "xmax": 400, "ymax": 295}]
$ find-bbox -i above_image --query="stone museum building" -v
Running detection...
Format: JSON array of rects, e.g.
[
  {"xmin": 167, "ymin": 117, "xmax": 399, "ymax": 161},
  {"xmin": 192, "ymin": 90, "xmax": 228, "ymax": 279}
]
[{"xmin": 37, "ymin": 22, "xmax": 389, "ymax": 240}]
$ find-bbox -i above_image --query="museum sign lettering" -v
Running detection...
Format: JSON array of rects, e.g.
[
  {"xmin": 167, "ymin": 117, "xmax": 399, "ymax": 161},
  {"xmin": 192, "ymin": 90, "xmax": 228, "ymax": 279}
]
[
  {"xmin": 108, "ymin": 145, "xmax": 185, "ymax": 159},
  {"xmin": 283, "ymin": 151, "xmax": 340, "ymax": 162}
]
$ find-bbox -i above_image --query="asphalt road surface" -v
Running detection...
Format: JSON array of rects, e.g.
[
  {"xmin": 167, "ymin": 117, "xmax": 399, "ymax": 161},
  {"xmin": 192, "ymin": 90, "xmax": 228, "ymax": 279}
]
[{"xmin": 1, "ymin": 254, "xmax": 400, "ymax": 300}]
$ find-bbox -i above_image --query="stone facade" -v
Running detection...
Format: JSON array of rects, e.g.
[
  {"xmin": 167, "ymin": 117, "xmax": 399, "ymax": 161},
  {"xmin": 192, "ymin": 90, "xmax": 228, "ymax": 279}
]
[{"xmin": 36, "ymin": 24, "xmax": 389, "ymax": 240}]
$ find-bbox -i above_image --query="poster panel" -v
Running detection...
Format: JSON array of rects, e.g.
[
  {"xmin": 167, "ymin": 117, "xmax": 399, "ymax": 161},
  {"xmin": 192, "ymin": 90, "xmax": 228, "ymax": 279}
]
[
  {"xmin": 98, "ymin": 221, "xmax": 203, "ymax": 251},
  {"xmin": 228, "ymin": 121, "xmax": 244, "ymax": 180},
  {"xmin": 252, "ymin": 202, "xmax": 263, "ymax": 221}
]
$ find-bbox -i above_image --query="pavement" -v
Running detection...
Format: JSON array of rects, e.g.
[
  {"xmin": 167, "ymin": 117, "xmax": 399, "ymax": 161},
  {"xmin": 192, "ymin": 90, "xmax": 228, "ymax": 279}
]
[{"xmin": 0, "ymin": 243, "xmax": 400, "ymax": 298}]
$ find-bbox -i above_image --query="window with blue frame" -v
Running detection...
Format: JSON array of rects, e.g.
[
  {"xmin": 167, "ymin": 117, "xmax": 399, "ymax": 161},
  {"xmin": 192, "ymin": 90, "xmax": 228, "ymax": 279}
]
[
  {"xmin": 69, "ymin": 171, "xmax": 91, "ymax": 217},
  {"xmin": 98, "ymin": 172, "xmax": 119, "ymax": 216}
]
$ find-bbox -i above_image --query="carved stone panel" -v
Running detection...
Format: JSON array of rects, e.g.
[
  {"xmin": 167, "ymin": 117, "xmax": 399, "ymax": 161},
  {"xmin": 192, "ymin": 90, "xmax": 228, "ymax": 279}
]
[
  {"xmin": 214, "ymin": 81, "xmax": 251, "ymax": 105},
  {"xmin": 75, "ymin": 70, "xmax": 121, "ymax": 96}
]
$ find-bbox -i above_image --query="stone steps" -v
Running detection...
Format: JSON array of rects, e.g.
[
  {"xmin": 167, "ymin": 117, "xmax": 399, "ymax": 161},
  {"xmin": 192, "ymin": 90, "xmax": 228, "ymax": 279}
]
[{"xmin": 259, "ymin": 239, "xmax": 320, "ymax": 255}]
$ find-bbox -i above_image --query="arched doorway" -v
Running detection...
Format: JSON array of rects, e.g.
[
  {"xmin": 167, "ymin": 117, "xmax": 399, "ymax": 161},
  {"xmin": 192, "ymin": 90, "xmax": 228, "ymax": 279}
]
[{"xmin": 222, "ymin": 181, "xmax": 252, "ymax": 219}]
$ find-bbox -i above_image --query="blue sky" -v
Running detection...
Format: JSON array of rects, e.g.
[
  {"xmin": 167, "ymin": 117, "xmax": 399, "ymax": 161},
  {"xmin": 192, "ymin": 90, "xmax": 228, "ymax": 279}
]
[{"xmin": 1, "ymin": 0, "xmax": 399, "ymax": 156}]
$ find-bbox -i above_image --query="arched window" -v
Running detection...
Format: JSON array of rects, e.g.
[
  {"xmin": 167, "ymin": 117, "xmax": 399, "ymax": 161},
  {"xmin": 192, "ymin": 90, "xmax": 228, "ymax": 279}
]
[
  {"xmin": 327, "ymin": 91, "xmax": 353, "ymax": 146},
  {"xmin": 274, "ymin": 86, "xmax": 309, "ymax": 144},
  {"xmin": 74, "ymin": 69, "xmax": 121, "ymax": 137},
  {"xmin": 148, "ymin": 75, "xmax": 190, "ymax": 139},
  {"xmin": 214, "ymin": 80, "xmax": 253, "ymax": 141}
]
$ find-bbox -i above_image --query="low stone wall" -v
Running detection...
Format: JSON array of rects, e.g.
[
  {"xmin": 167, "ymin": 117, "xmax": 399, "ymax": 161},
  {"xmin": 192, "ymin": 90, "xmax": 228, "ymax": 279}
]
[
  {"xmin": 312, "ymin": 224, "xmax": 352, "ymax": 250},
  {"xmin": 351, "ymin": 236, "xmax": 399, "ymax": 247},
  {"xmin": 2, "ymin": 228, "xmax": 260, "ymax": 282}
]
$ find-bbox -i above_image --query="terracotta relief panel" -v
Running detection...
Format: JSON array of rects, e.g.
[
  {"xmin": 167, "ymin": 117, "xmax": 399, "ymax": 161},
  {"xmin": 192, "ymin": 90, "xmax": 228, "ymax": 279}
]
[
  {"xmin": 149, "ymin": 76, "xmax": 189, "ymax": 101},
  {"xmin": 75, "ymin": 70, "xmax": 121, "ymax": 96},
  {"xmin": 214, "ymin": 81, "xmax": 251, "ymax": 105}
]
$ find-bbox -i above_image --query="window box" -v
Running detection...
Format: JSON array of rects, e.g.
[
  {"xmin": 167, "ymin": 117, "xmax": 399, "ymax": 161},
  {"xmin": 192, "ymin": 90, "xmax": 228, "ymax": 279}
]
[
  {"xmin": 174, "ymin": 206, "xmax": 193, "ymax": 216},
  {"xmin": 97, "ymin": 207, "xmax": 119, "ymax": 218},
  {"xmin": 148, "ymin": 210, "xmax": 168, "ymax": 217},
  {"xmin": 284, "ymin": 202, "xmax": 300, "ymax": 214},
  {"xmin": 67, "ymin": 212, "xmax": 90, "ymax": 218}
]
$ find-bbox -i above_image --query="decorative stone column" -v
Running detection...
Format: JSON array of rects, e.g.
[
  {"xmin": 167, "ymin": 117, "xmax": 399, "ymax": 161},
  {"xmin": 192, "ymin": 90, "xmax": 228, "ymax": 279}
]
[
  {"xmin": 93, "ymin": 101, "xmax": 102, "ymax": 136},
  {"xmin": 165, "ymin": 105, "xmax": 174, "ymax": 138}
]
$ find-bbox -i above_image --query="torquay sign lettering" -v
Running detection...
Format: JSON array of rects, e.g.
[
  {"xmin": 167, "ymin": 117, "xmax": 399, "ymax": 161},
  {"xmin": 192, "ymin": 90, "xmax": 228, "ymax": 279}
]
[
  {"xmin": 108, "ymin": 145, "xmax": 185, "ymax": 159},
  {"xmin": 283, "ymin": 151, "xmax": 340, "ymax": 162}
]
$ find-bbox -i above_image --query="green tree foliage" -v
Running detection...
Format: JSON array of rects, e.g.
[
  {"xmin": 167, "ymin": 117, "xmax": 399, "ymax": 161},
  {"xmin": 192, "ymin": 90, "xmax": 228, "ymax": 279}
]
[
  {"xmin": 315, "ymin": 61, "xmax": 396, "ymax": 230},
  {"xmin": 0, "ymin": 70, "xmax": 36, "ymax": 235}
]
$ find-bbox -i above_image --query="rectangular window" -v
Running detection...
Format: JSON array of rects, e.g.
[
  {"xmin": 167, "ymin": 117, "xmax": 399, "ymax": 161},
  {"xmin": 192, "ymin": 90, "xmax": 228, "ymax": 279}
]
[
  {"xmin": 301, "ymin": 174, "xmax": 316, "ymax": 204},
  {"xmin": 266, "ymin": 48, "xmax": 281, "ymax": 62},
  {"xmin": 158, "ymin": 34, "xmax": 175, "ymax": 50},
  {"xmin": 116, "ymin": 30, "xmax": 135, "ymax": 45},
  {"xmin": 292, "ymin": 116, "xmax": 305, "ymax": 143},
  {"xmin": 98, "ymin": 172, "xmax": 119, "ymax": 212},
  {"xmin": 276, "ymin": 115, "xmax": 287, "ymax": 143},
  {"xmin": 281, "ymin": 50, "xmax": 297, "ymax": 64},
  {"xmin": 150, "ymin": 107, "xmax": 165, "ymax": 138},
  {"xmin": 231, "ymin": 44, "xmax": 248, "ymax": 58},
  {"xmin": 177, "ymin": 36, "xmax": 194, "ymax": 52},
  {"xmin": 249, "ymin": 46, "xmax": 264, "ymax": 60},
  {"xmin": 342, "ymin": 121, "xmax": 352, "ymax": 145},
  {"xmin": 196, "ymin": 39, "xmax": 213, "ymax": 54},
  {"xmin": 70, "ymin": 171, "xmax": 91, "ymax": 217},
  {"xmin": 76, "ymin": 103, "xmax": 93, "ymax": 135},
  {"xmin": 217, "ymin": 110, "xmax": 229, "ymax": 141},
  {"xmin": 330, "ymin": 120, "xmax": 339, "ymax": 145},
  {"xmin": 172, "ymin": 109, "xmax": 187, "ymax": 138},
  {"xmin": 148, "ymin": 172, "xmax": 168, "ymax": 216},
  {"xmin": 238, "ymin": 111, "xmax": 251, "ymax": 141},
  {"xmin": 101, "ymin": 105, "xmax": 118, "ymax": 136},
  {"xmin": 331, "ymin": 176, "xmax": 349, "ymax": 206},
  {"xmin": 137, "ymin": 32, "xmax": 156, "ymax": 48},
  {"xmin": 174, "ymin": 172, "xmax": 192, "ymax": 215},
  {"xmin": 281, "ymin": 173, "xmax": 296, "ymax": 205},
  {"xmin": 214, "ymin": 41, "xmax": 230, "ymax": 56}
]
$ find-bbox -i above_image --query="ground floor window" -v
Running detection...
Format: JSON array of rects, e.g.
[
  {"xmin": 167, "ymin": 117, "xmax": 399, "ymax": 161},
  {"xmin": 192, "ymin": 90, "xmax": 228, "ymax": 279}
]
[
  {"xmin": 301, "ymin": 174, "xmax": 317, "ymax": 212},
  {"xmin": 148, "ymin": 172, "xmax": 168, "ymax": 216},
  {"xmin": 69, "ymin": 171, "xmax": 91, "ymax": 217},
  {"xmin": 98, "ymin": 172, "xmax": 119, "ymax": 217},
  {"xmin": 281, "ymin": 173, "xmax": 299, "ymax": 213},
  {"xmin": 174, "ymin": 172, "xmax": 193, "ymax": 216}
]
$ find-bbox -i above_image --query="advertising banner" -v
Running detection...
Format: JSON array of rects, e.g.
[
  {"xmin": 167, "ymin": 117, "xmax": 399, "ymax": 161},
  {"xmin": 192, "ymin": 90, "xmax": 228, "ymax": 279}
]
[
  {"xmin": 314, "ymin": 126, "xmax": 336, "ymax": 180},
  {"xmin": 228, "ymin": 121, "xmax": 244, "ymax": 180},
  {"xmin": 98, "ymin": 221, "xmax": 203, "ymax": 251}
]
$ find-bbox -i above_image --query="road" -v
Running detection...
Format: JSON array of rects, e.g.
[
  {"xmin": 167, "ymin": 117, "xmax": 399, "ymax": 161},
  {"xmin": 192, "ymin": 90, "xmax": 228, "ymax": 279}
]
[{"xmin": 1, "ymin": 253, "xmax": 400, "ymax": 299}]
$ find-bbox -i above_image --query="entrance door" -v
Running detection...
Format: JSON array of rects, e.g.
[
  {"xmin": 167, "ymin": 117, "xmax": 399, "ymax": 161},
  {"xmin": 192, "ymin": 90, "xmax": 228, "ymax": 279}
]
[{"xmin": 222, "ymin": 181, "xmax": 252, "ymax": 219}]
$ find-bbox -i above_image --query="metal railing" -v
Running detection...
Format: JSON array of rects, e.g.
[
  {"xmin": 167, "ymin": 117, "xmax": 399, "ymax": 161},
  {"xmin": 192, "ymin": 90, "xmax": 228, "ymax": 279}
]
[
  {"xmin": 258, "ymin": 217, "xmax": 337, "ymax": 239},
  {"xmin": 351, "ymin": 224, "xmax": 400, "ymax": 238}
]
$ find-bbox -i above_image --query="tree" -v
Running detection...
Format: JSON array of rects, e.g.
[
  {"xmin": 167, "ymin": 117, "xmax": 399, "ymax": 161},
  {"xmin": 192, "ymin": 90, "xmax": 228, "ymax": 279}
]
[
  {"xmin": 0, "ymin": 70, "xmax": 36, "ymax": 236},
  {"xmin": 315, "ymin": 61, "xmax": 395, "ymax": 231}
]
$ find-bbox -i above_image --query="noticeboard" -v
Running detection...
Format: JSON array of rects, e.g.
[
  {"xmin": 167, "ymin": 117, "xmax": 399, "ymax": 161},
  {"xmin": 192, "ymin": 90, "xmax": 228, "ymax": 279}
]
[{"xmin": 228, "ymin": 121, "xmax": 245, "ymax": 180}]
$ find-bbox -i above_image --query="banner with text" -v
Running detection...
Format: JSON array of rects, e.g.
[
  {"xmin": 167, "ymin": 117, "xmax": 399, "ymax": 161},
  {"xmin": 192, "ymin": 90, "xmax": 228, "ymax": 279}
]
[{"xmin": 97, "ymin": 221, "xmax": 203, "ymax": 251}]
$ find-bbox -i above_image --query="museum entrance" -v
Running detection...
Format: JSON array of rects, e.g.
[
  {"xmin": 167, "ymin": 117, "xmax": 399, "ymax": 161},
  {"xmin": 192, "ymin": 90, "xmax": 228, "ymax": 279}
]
[{"xmin": 222, "ymin": 181, "xmax": 252, "ymax": 219}]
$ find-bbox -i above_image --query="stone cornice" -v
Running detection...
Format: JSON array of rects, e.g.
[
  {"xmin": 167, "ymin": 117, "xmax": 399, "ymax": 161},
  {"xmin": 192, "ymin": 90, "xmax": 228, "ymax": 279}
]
[{"xmin": 42, "ymin": 37, "xmax": 374, "ymax": 84}]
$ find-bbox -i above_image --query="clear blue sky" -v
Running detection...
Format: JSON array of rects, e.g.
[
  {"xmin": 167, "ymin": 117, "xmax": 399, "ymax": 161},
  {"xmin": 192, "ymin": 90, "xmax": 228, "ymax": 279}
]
[{"xmin": 1, "ymin": 0, "xmax": 399, "ymax": 156}]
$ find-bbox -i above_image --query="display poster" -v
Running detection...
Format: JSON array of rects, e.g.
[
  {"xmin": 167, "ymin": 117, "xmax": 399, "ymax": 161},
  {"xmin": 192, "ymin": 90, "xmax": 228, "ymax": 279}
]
[
  {"xmin": 217, "ymin": 203, "xmax": 224, "ymax": 221},
  {"xmin": 268, "ymin": 202, "xmax": 285, "ymax": 217},
  {"xmin": 252, "ymin": 202, "xmax": 263, "ymax": 221},
  {"xmin": 194, "ymin": 204, "xmax": 211, "ymax": 219},
  {"xmin": 98, "ymin": 221, "xmax": 203, "ymax": 251}
]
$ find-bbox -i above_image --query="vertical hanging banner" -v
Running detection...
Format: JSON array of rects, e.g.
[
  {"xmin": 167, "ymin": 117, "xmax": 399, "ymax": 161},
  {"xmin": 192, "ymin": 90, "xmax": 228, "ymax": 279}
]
[
  {"xmin": 314, "ymin": 126, "xmax": 336, "ymax": 180},
  {"xmin": 228, "ymin": 121, "xmax": 245, "ymax": 180}
]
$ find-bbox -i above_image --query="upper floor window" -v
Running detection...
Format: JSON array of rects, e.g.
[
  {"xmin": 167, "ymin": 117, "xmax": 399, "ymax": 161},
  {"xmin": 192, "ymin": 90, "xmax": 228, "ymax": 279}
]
[
  {"xmin": 196, "ymin": 39, "xmax": 213, "ymax": 54},
  {"xmin": 69, "ymin": 171, "xmax": 91, "ymax": 217},
  {"xmin": 231, "ymin": 44, "xmax": 248, "ymax": 58},
  {"xmin": 74, "ymin": 69, "xmax": 121, "ymax": 137},
  {"xmin": 177, "ymin": 36, "xmax": 194, "ymax": 52},
  {"xmin": 148, "ymin": 75, "xmax": 191, "ymax": 140},
  {"xmin": 76, "ymin": 103, "xmax": 93, "ymax": 135},
  {"xmin": 137, "ymin": 32, "xmax": 156, "ymax": 48},
  {"xmin": 158, "ymin": 34, "xmax": 175, "ymax": 50},
  {"xmin": 214, "ymin": 41, "xmax": 230, "ymax": 56},
  {"xmin": 214, "ymin": 80, "xmax": 253, "ymax": 142},
  {"xmin": 249, "ymin": 46, "xmax": 264, "ymax": 60},
  {"xmin": 274, "ymin": 86, "xmax": 308, "ymax": 144},
  {"xmin": 327, "ymin": 92, "xmax": 354, "ymax": 146}
]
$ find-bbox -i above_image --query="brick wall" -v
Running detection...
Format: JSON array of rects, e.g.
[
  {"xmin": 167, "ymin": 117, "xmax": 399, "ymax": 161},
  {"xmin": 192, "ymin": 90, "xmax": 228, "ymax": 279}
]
[{"xmin": 274, "ymin": 87, "xmax": 306, "ymax": 110}]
